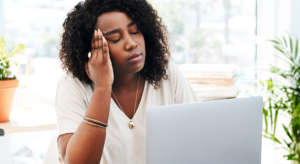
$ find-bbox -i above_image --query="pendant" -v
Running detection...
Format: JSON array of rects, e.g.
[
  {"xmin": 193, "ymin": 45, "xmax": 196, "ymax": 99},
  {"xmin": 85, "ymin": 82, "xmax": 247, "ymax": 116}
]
[{"xmin": 129, "ymin": 121, "xmax": 135, "ymax": 129}]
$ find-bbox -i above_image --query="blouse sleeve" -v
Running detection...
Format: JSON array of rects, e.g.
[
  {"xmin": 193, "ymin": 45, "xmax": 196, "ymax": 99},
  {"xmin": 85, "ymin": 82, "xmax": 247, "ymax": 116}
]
[
  {"xmin": 55, "ymin": 73, "xmax": 88, "ymax": 136},
  {"xmin": 168, "ymin": 61, "xmax": 200, "ymax": 104}
]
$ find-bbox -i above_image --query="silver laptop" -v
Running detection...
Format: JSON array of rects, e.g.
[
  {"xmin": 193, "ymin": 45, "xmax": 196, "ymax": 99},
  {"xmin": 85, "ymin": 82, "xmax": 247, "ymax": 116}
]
[{"xmin": 146, "ymin": 96, "xmax": 263, "ymax": 164}]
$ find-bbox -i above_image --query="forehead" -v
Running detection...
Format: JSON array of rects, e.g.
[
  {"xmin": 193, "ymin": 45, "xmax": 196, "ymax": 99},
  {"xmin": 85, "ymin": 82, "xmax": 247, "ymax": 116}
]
[{"xmin": 95, "ymin": 11, "xmax": 133, "ymax": 31}]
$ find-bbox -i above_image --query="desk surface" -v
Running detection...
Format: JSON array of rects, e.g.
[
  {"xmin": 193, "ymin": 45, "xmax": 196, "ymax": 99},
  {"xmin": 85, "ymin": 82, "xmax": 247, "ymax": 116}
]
[{"xmin": 0, "ymin": 103, "xmax": 57, "ymax": 136}]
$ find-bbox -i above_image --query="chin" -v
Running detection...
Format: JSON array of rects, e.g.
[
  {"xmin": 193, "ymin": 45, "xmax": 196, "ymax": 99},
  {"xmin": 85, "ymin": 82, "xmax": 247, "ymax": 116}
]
[
  {"xmin": 129, "ymin": 55, "xmax": 146, "ymax": 73},
  {"xmin": 132, "ymin": 62, "xmax": 145, "ymax": 74}
]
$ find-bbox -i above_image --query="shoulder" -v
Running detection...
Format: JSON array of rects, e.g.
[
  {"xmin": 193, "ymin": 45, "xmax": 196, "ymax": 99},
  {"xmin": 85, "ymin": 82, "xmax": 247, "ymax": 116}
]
[
  {"xmin": 165, "ymin": 60, "xmax": 183, "ymax": 81},
  {"xmin": 58, "ymin": 72, "xmax": 89, "ymax": 90},
  {"xmin": 159, "ymin": 60, "xmax": 184, "ymax": 89},
  {"xmin": 56, "ymin": 72, "xmax": 90, "ymax": 99},
  {"xmin": 167, "ymin": 60, "xmax": 178, "ymax": 72},
  {"xmin": 58, "ymin": 72, "xmax": 80, "ymax": 86}
]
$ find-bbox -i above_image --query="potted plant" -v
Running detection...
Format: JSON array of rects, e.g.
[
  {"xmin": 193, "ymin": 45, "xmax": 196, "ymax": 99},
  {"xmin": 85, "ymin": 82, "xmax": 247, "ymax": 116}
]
[
  {"xmin": 0, "ymin": 36, "xmax": 26, "ymax": 122},
  {"xmin": 242, "ymin": 35, "xmax": 300, "ymax": 163}
]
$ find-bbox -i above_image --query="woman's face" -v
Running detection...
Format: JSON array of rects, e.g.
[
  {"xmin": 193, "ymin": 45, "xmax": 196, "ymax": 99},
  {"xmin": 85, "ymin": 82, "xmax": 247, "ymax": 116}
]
[{"xmin": 95, "ymin": 11, "xmax": 146, "ymax": 75}]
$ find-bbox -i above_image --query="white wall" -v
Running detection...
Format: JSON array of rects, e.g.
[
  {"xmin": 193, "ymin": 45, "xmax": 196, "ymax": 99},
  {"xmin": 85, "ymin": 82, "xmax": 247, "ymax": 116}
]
[
  {"xmin": 291, "ymin": 0, "xmax": 300, "ymax": 38},
  {"xmin": 257, "ymin": 0, "xmax": 291, "ymax": 79},
  {"xmin": 0, "ymin": 0, "xmax": 5, "ymax": 39}
]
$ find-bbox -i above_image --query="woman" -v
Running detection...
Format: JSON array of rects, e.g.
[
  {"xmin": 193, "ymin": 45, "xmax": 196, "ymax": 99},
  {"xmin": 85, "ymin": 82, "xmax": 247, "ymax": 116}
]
[{"xmin": 56, "ymin": 0, "xmax": 199, "ymax": 163}]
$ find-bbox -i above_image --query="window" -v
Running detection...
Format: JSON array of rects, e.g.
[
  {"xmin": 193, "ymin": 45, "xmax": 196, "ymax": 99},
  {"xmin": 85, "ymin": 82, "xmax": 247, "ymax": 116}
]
[{"xmin": 151, "ymin": 0, "xmax": 256, "ymax": 66}]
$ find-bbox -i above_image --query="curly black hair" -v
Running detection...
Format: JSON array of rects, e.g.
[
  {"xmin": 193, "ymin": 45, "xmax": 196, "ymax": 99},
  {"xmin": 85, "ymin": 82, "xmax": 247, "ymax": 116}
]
[{"xmin": 59, "ymin": 0, "xmax": 171, "ymax": 89}]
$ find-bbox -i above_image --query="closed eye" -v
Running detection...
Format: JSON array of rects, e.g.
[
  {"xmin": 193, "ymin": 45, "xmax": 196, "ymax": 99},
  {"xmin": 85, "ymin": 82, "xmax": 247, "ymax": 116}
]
[
  {"xmin": 110, "ymin": 38, "xmax": 121, "ymax": 43},
  {"xmin": 109, "ymin": 31, "xmax": 139, "ymax": 43}
]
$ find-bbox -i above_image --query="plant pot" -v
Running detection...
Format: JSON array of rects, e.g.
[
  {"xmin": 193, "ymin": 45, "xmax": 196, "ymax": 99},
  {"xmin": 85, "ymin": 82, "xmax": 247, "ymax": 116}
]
[{"xmin": 0, "ymin": 79, "xmax": 19, "ymax": 123}]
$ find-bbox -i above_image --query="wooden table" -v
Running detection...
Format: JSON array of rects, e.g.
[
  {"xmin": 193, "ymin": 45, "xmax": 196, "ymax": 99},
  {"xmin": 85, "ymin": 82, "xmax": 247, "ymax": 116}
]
[{"xmin": 0, "ymin": 103, "xmax": 57, "ymax": 136}]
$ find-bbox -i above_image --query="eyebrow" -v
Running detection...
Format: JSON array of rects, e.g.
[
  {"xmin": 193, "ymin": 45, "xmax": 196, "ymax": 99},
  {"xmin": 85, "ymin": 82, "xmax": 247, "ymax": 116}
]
[{"xmin": 103, "ymin": 22, "xmax": 136, "ymax": 36}]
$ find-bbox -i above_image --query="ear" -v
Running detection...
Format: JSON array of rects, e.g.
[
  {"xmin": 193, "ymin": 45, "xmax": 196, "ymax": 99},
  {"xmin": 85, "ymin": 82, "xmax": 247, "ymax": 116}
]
[{"xmin": 85, "ymin": 63, "xmax": 90, "ymax": 79}]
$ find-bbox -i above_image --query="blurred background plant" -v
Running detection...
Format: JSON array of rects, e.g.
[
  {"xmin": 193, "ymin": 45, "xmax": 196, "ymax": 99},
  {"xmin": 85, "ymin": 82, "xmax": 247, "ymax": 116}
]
[
  {"xmin": 0, "ymin": 36, "xmax": 26, "ymax": 80},
  {"xmin": 241, "ymin": 35, "xmax": 300, "ymax": 163}
]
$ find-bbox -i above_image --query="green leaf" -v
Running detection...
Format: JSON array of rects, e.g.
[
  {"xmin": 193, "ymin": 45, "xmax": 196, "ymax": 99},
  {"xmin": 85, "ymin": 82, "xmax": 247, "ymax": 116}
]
[
  {"xmin": 4, "ymin": 61, "xmax": 10, "ymax": 69},
  {"xmin": 1, "ymin": 67, "xmax": 5, "ymax": 80},
  {"xmin": 275, "ymin": 36, "xmax": 283, "ymax": 44},
  {"xmin": 274, "ymin": 45, "xmax": 285, "ymax": 54},
  {"xmin": 263, "ymin": 108, "xmax": 268, "ymax": 132},
  {"xmin": 273, "ymin": 110, "xmax": 278, "ymax": 135},
  {"xmin": 283, "ymin": 37, "xmax": 288, "ymax": 47},
  {"xmin": 283, "ymin": 139, "xmax": 291, "ymax": 148},
  {"xmin": 266, "ymin": 79, "xmax": 274, "ymax": 88},
  {"xmin": 0, "ymin": 36, "xmax": 6, "ymax": 59},
  {"xmin": 284, "ymin": 154, "xmax": 296, "ymax": 160},
  {"xmin": 1, "ymin": 60, "xmax": 7, "ymax": 67},
  {"xmin": 263, "ymin": 134, "xmax": 281, "ymax": 144},
  {"xmin": 268, "ymin": 39, "xmax": 280, "ymax": 45},
  {"xmin": 282, "ymin": 124, "xmax": 293, "ymax": 141},
  {"xmin": 273, "ymin": 45, "xmax": 294, "ymax": 62},
  {"xmin": 275, "ymin": 44, "xmax": 292, "ymax": 55},
  {"xmin": 259, "ymin": 80, "xmax": 264, "ymax": 86},
  {"xmin": 269, "ymin": 99, "xmax": 273, "ymax": 128},
  {"xmin": 289, "ymin": 36, "xmax": 293, "ymax": 53},
  {"xmin": 291, "ymin": 117, "xmax": 300, "ymax": 127},
  {"xmin": 6, "ymin": 70, "xmax": 11, "ymax": 76},
  {"xmin": 296, "ymin": 38, "xmax": 299, "ymax": 60},
  {"xmin": 274, "ymin": 54, "xmax": 293, "ymax": 65},
  {"xmin": 7, "ymin": 44, "xmax": 26, "ymax": 58}
]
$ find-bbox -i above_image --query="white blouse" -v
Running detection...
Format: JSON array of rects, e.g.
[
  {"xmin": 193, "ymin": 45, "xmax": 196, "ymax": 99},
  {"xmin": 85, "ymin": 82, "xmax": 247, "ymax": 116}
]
[{"xmin": 55, "ymin": 61, "xmax": 199, "ymax": 164}]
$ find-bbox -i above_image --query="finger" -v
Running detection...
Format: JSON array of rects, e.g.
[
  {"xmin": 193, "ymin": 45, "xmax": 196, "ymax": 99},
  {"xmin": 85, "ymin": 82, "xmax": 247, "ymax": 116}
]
[
  {"xmin": 88, "ymin": 30, "xmax": 97, "ymax": 63},
  {"xmin": 94, "ymin": 29, "xmax": 101, "ymax": 60},
  {"xmin": 90, "ymin": 30, "xmax": 98, "ymax": 61},
  {"xmin": 97, "ymin": 29, "xmax": 103, "ymax": 61},
  {"xmin": 91, "ymin": 30, "xmax": 96, "ymax": 55},
  {"xmin": 102, "ymin": 37, "xmax": 110, "ymax": 64}
]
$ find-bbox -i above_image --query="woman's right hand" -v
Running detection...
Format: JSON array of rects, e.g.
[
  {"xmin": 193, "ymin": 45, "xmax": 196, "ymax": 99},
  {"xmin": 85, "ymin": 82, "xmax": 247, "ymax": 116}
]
[{"xmin": 85, "ymin": 29, "xmax": 114, "ymax": 88}]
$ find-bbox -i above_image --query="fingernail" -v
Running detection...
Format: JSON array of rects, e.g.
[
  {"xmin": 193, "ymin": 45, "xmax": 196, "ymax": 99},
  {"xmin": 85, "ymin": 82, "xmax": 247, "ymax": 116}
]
[
  {"xmin": 95, "ymin": 30, "xmax": 97, "ymax": 36},
  {"xmin": 103, "ymin": 37, "xmax": 106, "ymax": 42}
]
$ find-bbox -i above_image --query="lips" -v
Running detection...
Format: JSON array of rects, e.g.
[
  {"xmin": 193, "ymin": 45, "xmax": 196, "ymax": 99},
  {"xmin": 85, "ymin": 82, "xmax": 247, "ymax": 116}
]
[
  {"xmin": 128, "ymin": 52, "xmax": 142, "ymax": 61},
  {"xmin": 128, "ymin": 52, "xmax": 143, "ymax": 63}
]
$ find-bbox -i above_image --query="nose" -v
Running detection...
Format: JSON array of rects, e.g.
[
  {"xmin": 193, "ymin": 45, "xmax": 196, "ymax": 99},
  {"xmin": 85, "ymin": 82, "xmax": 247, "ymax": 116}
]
[{"xmin": 125, "ymin": 35, "xmax": 137, "ymax": 51}]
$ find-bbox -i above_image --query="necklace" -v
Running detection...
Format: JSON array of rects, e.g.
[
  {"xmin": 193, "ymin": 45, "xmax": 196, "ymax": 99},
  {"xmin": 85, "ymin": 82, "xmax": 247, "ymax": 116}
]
[{"xmin": 111, "ymin": 73, "xmax": 140, "ymax": 129}]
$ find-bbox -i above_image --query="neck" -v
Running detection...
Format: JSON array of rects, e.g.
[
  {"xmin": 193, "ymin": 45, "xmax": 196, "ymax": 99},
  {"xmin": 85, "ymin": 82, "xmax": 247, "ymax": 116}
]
[{"xmin": 112, "ymin": 72, "xmax": 140, "ymax": 92}]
